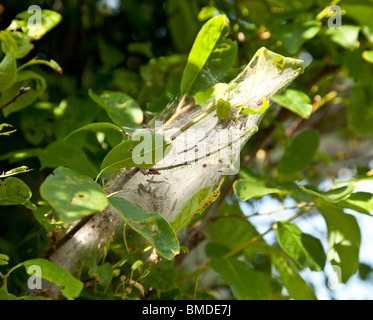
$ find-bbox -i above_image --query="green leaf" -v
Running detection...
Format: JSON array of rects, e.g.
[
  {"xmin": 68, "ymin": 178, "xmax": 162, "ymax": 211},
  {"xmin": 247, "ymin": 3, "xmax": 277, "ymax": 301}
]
[
  {"xmin": 181, "ymin": 15, "xmax": 237, "ymax": 96},
  {"xmin": 276, "ymin": 221, "xmax": 326, "ymax": 271},
  {"xmin": 363, "ymin": 50, "xmax": 373, "ymax": 64},
  {"xmin": 0, "ymin": 177, "xmax": 32, "ymax": 206},
  {"xmin": 346, "ymin": 86, "xmax": 373, "ymax": 135},
  {"xmin": 38, "ymin": 141, "xmax": 98, "ymax": 178},
  {"xmin": 18, "ymin": 57, "xmax": 63, "ymax": 74},
  {"xmin": 271, "ymin": 249, "xmax": 316, "ymax": 300},
  {"xmin": 318, "ymin": 203, "xmax": 361, "ymax": 283},
  {"xmin": 271, "ymin": 89, "xmax": 313, "ymax": 119},
  {"xmin": 215, "ymin": 98, "xmax": 234, "ymax": 121},
  {"xmin": 0, "ymin": 288, "xmax": 17, "ymax": 300},
  {"xmin": 344, "ymin": 4, "xmax": 373, "ymax": 43},
  {"xmin": 233, "ymin": 179, "xmax": 287, "ymax": 201},
  {"xmin": 299, "ymin": 184, "xmax": 355, "ymax": 203},
  {"xmin": 64, "ymin": 122, "xmax": 125, "ymax": 142},
  {"xmin": 210, "ymin": 257, "xmax": 271, "ymax": 300},
  {"xmin": 198, "ymin": 6, "xmax": 219, "ymax": 21},
  {"xmin": 270, "ymin": 20, "xmax": 322, "ymax": 54},
  {"xmin": 0, "ymin": 253, "xmax": 9, "ymax": 266},
  {"xmin": 336, "ymin": 192, "xmax": 373, "ymax": 215},
  {"xmin": 277, "ymin": 129, "xmax": 319, "ymax": 174},
  {"xmin": 89, "ymin": 90, "xmax": 143, "ymax": 127},
  {"xmin": 40, "ymin": 167, "xmax": 108, "ymax": 224},
  {"xmin": 325, "ymin": 25, "xmax": 360, "ymax": 50},
  {"xmin": 98, "ymin": 37, "xmax": 126, "ymax": 67},
  {"xmin": 246, "ymin": 244, "xmax": 316, "ymax": 299},
  {"xmin": 208, "ymin": 217, "xmax": 261, "ymax": 252},
  {"xmin": 15, "ymin": 10, "xmax": 62, "ymax": 40},
  {"xmin": 23, "ymin": 259, "xmax": 83, "ymax": 300},
  {"xmin": 238, "ymin": 96, "xmax": 269, "ymax": 115},
  {"xmin": 88, "ymin": 263, "xmax": 113, "ymax": 286},
  {"xmin": 171, "ymin": 182, "xmax": 221, "ymax": 232},
  {"xmin": 4, "ymin": 31, "xmax": 33, "ymax": 59},
  {"xmin": 142, "ymin": 262, "xmax": 177, "ymax": 292},
  {"xmin": 0, "ymin": 31, "xmax": 17, "ymax": 92},
  {"xmin": 194, "ymin": 83, "xmax": 228, "ymax": 106},
  {"xmin": 109, "ymin": 197, "xmax": 180, "ymax": 260},
  {"xmin": 0, "ymin": 70, "xmax": 46, "ymax": 117},
  {"xmin": 166, "ymin": 0, "xmax": 199, "ymax": 52},
  {"xmin": 100, "ymin": 132, "xmax": 172, "ymax": 174}
]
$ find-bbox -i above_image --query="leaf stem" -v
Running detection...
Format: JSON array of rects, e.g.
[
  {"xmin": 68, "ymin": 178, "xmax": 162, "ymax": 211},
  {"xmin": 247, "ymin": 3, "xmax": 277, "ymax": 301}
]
[{"xmin": 1, "ymin": 262, "xmax": 24, "ymax": 292}]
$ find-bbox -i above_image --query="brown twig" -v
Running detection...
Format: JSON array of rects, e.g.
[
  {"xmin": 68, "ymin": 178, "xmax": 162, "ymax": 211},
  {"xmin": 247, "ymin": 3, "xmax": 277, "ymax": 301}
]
[{"xmin": 0, "ymin": 87, "xmax": 31, "ymax": 111}]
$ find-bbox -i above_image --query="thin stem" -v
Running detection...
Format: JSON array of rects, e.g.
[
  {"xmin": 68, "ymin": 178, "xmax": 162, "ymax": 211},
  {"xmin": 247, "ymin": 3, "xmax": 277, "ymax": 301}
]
[
  {"xmin": 175, "ymin": 264, "xmax": 210, "ymax": 284},
  {"xmin": 223, "ymin": 225, "xmax": 275, "ymax": 259},
  {"xmin": 0, "ymin": 87, "xmax": 31, "ymax": 111},
  {"xmin": 176, "ymin": 94, "xmax": 186, "ymax": 113},
  {"xmin": 2, "ymin": 262, "xmax": 24, "ymax": 292},
  {"xmin": 162, "ymin": 100, "xmax": 195, "ymax": 132},
  {"xmin": 123, "ymin": 223, "xmax": 129, "ymax": 255},
  {"xmin": 193, "ymin": 277, "xmax": 200, "ymax": 300}
]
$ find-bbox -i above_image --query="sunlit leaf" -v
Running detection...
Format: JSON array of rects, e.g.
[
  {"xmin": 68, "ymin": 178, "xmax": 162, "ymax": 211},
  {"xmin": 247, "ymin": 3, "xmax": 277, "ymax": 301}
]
[
  {"xmin": 318, "ymin": 203, "xmax": 361, "ymax": 283},
  {"xmin": 336, "ymin": 192, "xmax": 373, "ymax": 215},
  {"xmin": 172, "ymin": 182, "xmax": 221, "ymax": 232},
  {"xmin": 325, "ymin": 25, "xmax": 360, "ymax": 50},
  {"xmin": 233, "ymin": 179, "xmax": 288, "ymax": 201},
  {"xmin": 40, "ymin": 167, "xmax": 108, "ymax": 224},
  {"xmin": 270, "ymin": 20, "xmax": 322, "ymax": 54},
  {"xmin": 271, "ymin": 89, "xmax": 313, "ymax": 119},
  {"xmin": 271, "ymin": 249, "xmax": 317, "ymax": 300},
  {"xmin": 0, "ymin": 31, "xmax": 17, "ymax": 92},
  {"xmin": 0, "ymin": 253, "xmax": 9, "ymax": 266},
  {"xmin": 15, "ymin": 10, "xmax": 62, "ymax": 40},
  {"xmin": 0, "ymin": 177, "xmax": 32, "ymax": 206},
  {"xmin": 181, "ymin": 15, "xmax": 237, "ymax": 96},
  {"xmin": 23, "ymin": 259, "xmax": 83, "ymax": 300},
  {"xmin": 0, "ymin": 288, "xmax": 17, "ymax": 300},
  {"xmin": 299, "ymin": 184, "xmax": 355, "ymax": 203},
  {"xmin": 109, "ymin": 197, "xmax": 180, "ymax": 260},
  {"xmin": 18, "ymin": 57, "xmax": 63, "ymax": 74},
  {"xmin": 89, "ymin": 90, "xmax": 143, "ymax": 127},
  {"xmin": 276, "ymin": 221, "xmax": 326, "ymax": 271},
  {"xmin": 100, "ymin": 132, "xmax": 172, "ymax": 174}
]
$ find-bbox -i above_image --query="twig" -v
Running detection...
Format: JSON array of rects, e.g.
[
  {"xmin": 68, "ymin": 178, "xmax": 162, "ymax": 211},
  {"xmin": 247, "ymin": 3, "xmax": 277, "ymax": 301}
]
[{"xmin": 0, "ymin": 87, "xmax": 31, "ymax": 111}]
